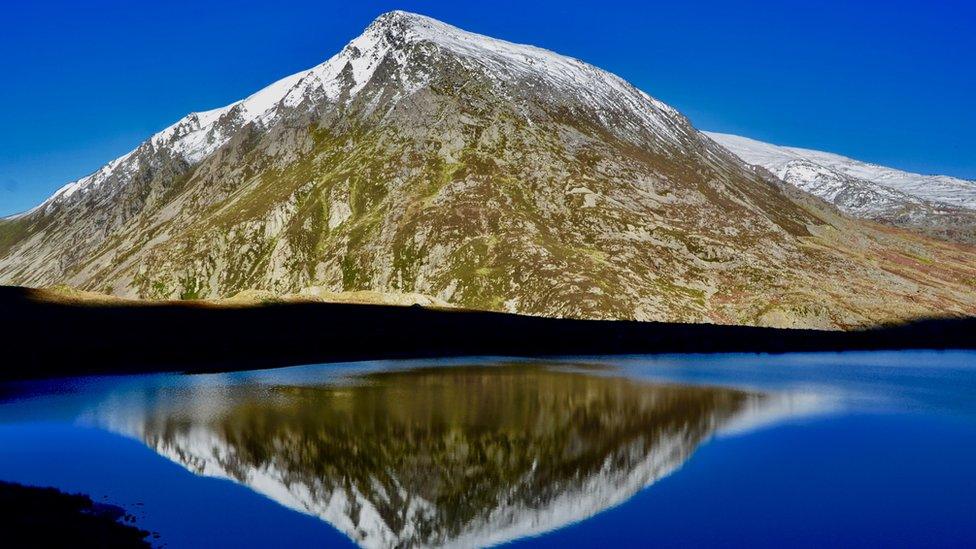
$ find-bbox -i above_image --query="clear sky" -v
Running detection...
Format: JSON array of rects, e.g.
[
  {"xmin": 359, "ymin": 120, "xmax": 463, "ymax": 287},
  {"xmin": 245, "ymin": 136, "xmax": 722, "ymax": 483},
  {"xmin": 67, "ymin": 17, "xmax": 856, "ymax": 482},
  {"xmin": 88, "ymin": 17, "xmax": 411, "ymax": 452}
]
[{"xmin": 1, "ymin": 0, "xmax": 974, "ymax": 216}]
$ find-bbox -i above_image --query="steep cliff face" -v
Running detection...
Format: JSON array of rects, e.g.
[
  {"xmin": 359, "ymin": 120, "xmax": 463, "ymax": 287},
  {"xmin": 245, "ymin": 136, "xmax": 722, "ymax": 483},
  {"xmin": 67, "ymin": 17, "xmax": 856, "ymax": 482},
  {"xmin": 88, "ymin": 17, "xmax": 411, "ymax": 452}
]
[{"xmin": 2, "ymin": 11, "xmax": 975, "ymax": 327}]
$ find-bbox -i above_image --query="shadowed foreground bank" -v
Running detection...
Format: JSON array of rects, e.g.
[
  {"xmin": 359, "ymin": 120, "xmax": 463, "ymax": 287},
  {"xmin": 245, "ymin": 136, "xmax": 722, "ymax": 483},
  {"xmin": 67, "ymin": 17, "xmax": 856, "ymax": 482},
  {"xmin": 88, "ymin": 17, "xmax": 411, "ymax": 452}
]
[
  {"xmin": 0, "ymin": 481, "xmax": 151, "ymax": 547},
  {"xmin": 1, "ymin": 285, "xmax": 974, "ymax": 381}
]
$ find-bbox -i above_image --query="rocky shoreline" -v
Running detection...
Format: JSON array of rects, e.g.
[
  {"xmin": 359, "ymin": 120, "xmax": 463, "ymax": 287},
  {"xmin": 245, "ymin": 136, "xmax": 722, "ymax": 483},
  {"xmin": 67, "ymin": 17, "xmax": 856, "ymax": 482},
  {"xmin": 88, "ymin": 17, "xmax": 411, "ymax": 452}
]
[{"xmin": 0, "ymin": 481, "xmax": 151, "ymax": 547}]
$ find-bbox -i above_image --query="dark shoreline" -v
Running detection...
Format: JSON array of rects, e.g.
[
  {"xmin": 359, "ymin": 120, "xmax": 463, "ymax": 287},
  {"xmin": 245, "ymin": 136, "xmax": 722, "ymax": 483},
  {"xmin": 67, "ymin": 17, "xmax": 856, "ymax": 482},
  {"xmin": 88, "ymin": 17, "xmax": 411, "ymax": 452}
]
[
  {"xmin": 0, "ymin": 480, "xmax": 151, "ymax": 547},
  {"xmin": 1, "ymin": 285, "xmax": 974, "ymax": 381}
]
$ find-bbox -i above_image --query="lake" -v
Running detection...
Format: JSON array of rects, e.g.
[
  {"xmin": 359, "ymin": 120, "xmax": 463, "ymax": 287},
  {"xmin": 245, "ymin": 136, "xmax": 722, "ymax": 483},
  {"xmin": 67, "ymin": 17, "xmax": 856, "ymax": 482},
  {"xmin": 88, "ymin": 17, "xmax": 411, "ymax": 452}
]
[{"xmin": 1, "ymin": 352, "xmax": 974, "ymax": 547}]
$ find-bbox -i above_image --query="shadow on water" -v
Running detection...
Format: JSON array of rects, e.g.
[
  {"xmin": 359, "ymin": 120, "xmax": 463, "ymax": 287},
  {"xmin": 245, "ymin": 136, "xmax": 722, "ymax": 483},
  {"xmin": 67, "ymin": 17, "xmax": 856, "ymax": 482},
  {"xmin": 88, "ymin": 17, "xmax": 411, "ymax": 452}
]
[{"xmin": 82, "ymin": 364, "xmax": 772, "ymax": 547}]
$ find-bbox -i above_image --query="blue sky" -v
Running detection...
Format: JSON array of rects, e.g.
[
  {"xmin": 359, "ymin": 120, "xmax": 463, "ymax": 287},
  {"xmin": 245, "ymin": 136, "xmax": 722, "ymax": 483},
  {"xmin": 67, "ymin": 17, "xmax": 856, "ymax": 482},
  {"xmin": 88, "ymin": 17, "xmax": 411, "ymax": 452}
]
[{"xmin": 1, "ymin": 0, "xmax": 974, "ymax": 216}]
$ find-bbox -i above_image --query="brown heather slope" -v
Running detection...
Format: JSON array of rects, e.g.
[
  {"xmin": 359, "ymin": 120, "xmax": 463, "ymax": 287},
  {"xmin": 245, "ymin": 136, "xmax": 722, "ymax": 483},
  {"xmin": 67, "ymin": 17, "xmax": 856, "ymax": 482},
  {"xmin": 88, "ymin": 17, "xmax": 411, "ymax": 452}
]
[{"xmin": 1, "ymin": 12, "xmax": 974, "ymax": 329}]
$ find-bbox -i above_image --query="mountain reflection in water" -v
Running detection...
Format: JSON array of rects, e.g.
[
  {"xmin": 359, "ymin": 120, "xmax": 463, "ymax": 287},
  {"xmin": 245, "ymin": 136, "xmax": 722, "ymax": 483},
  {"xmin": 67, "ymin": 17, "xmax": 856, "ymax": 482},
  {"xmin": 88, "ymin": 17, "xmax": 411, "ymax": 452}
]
[{"xmin": 89, "ymin": 364, "xmax": 772, "ymax": 548}]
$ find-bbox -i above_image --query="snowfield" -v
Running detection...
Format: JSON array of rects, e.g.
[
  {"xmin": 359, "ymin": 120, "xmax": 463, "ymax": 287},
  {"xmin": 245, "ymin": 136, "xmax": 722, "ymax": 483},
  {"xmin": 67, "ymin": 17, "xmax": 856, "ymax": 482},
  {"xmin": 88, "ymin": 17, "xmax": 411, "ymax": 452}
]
[{"xmin": 707, "ymin": 131, "xmax": 976, "ymax": 217}]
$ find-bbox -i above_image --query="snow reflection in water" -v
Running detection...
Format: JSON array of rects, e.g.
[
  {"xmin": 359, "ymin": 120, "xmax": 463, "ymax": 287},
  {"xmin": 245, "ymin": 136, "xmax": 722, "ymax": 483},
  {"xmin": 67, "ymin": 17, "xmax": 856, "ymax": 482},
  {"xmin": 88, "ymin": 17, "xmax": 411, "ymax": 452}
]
[{"xmin": 79, "ymin": 363, "xmax": 817, "ymax": 548}]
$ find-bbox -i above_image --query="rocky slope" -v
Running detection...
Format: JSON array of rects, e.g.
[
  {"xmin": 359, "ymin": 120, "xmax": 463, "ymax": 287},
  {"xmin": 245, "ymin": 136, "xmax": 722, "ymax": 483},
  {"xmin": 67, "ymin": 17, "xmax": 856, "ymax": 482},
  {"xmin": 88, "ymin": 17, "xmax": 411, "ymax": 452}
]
[
  {"xmin": 2, "ymin": 11, "xmax": 975, "ymax": 328},
  {"xmin": 23, "ymin": 284, "xmax": 451, "ymax": 308},
  {"xmin": 707, "ymin": 132, "xmax": 976, "ymax": 244}
]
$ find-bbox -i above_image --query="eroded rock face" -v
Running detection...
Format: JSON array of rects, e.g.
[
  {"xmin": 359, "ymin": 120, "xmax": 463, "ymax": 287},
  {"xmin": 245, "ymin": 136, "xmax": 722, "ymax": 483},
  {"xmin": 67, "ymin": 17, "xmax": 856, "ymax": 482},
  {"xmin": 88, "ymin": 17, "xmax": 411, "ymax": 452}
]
[
  {"xmin": 87, "ymin": 364, "xmax": 772, "ymax": 548},
  {"xmin": 2, "ymin": 11, "xmax": 976, "ymax": 327}
]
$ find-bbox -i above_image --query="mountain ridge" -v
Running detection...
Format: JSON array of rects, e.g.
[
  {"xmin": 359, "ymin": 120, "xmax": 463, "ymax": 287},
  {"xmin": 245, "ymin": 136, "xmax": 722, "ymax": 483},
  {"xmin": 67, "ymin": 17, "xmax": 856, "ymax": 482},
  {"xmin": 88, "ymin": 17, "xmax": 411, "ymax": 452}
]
[
  {"xmin": 7, "ymin": 10, "xmax": 686, "ymax": 222},
  {"xmin": 706, "ymin": 131, "xmax": 976, "ymax": 244},
  {"xmin": 2, "ymin": 10, "xmax": 975, "ymax": 328}
]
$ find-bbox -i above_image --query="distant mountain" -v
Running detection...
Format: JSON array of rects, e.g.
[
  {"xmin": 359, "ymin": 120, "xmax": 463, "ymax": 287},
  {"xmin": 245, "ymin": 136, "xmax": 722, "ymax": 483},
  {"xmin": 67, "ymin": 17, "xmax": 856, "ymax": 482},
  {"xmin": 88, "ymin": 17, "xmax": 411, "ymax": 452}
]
[
  {"xmin": 1, "ymin": 11, "xmax": 975, "ymax": 328},
  {"xmin": 706, "ymin": 132, "xmax": 976, "ymax": 244}
]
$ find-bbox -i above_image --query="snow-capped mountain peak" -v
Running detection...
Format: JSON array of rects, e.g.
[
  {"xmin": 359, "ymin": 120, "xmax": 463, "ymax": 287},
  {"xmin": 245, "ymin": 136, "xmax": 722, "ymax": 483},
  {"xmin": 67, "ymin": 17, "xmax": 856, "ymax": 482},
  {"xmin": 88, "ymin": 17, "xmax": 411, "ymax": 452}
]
[
  {"xmin": 4, "ymin": 12, "xmax": 976, "ymax": 327},
  {"xmin": 16, "ymin": 10, "xmax": 691, "ymax": 220},
  {"xmin": 14, "ymin": 12, "xmax": 427, "ymax": 217}
]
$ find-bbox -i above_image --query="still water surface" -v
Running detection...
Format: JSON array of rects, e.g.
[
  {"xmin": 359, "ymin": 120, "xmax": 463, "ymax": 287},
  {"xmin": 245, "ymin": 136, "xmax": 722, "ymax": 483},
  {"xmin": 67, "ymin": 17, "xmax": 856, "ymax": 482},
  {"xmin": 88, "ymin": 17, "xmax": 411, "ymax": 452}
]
[{"xmin": 1, "ymin": 352, "xmax": 974, "ymax": 547}]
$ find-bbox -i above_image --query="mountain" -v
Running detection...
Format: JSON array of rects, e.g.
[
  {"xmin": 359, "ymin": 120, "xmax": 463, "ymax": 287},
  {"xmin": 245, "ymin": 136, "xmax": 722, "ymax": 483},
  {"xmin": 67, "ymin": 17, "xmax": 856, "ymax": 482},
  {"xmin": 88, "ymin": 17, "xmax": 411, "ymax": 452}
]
[
  {"xmin": 706, "ymin": 132, "xmax": 976, "ymax": 244},
  {"xmin": 1, "ymin": 11, "xmax": 975, "ymax": 328}
]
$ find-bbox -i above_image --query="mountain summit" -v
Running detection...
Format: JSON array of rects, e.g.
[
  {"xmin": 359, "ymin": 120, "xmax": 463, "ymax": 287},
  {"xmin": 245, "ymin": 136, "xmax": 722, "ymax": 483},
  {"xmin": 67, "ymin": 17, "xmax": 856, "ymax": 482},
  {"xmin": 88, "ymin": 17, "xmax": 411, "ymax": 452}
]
[{"xmin": 1, "ymin": 11, "xmax": 975, "ymax": 327}]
